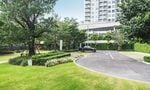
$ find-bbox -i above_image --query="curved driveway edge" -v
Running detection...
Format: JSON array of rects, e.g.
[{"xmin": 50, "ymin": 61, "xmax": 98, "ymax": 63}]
[{"xmin": 75, "ymin": 51, "xmax": 150, "ymax": 83}]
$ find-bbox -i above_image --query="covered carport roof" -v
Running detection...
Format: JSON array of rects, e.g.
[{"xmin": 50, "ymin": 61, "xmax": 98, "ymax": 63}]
[
  {"xmin": 79, "ymin": 22, "xmax": 121, "ymax": 30},
  {"xmin": 84, "ymin": 40, "xmax": 115, "ymax": 44}
]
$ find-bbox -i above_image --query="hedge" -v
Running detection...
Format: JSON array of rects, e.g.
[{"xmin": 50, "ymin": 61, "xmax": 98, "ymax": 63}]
[
  {"xmin": 134, "ymin": 43, "xmax": 150, "ymax": 53},
  {"xmin": 90, "ymin": 43, "xmax": 134, "ymax": 50},
  {"xmin": 9, "ymin": 56, "xmax": 29, "ymax": 66},
  {"xmin": 144, "ymin": 56, "xmax": 150, "ymax": 63},
  {"xmin": 32, "ymin": 51, "xmax": 64, "ymax": 59},
  {"xmin": 0, "ymin": 51, "xmax": 14, "ymax": 55},
  {"xmin": 9, "ymin": 52, "xmax": 71, "ymax": 66},
  {"xmin": 33, "ymin": 53, "xmax": 71, "ymax": 65}
]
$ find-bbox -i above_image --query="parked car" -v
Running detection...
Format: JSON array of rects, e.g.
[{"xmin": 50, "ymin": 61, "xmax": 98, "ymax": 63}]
[{"xmin": 79, "ymin": 46, "xmax": 96, "ymax": 52}]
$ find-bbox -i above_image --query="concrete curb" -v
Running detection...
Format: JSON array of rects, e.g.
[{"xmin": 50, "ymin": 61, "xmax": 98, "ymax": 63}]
[
  {"xmin": 74, "ymin": 58, "xmax": 150, "ymax": 85},
  {"xmin": 142, "ymin": 61, "xmax": 150, "ymax": 65}
]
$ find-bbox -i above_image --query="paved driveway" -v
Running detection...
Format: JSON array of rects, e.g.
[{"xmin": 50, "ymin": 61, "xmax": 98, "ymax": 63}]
[{"xmin": 76, "ymin": 51, "xmax": 150, "ymax": 83}]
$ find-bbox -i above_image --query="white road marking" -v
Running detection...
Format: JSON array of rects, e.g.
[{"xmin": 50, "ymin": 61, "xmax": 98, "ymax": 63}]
[{"xmin": 109, "ymin": 52, "xmax": 114, "ymax": 60}]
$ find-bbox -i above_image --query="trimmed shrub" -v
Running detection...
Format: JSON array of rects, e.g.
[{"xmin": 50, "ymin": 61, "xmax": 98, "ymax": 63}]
[
  {"xmin": 45, "ymin": 58, "xmax": 73, "ymax": 67},
  {"xmin": 0, "ymin": 51, "xmax": 14, "ymax": 55},
  {"xmin": 32, "ymin": 51, "xmax": 63, "ymax": 59},
  {"xmin": 134, "ymin": 43, "xmax": 150, "ymax": 53},
  {"xmin": 144, "ymin": 56, "xmax": 150, "ymax": 63},
  {"xmin": 122, "ymin": 43, "xmax": 134, "ymax": 50},
  {"xmin": 33, "ymin": 53, "xmax": 71, "ymax": 65},
  {"xmin": 9, "ymin": 56, "xmax": 29, "ymax": 66},
  {"xmin": 9, "ymin": 51, "xmax": 71, "ymax": 66}
]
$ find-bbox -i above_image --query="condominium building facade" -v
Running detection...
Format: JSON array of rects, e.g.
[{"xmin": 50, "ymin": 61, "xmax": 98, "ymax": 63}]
[{"xmin": 84, "ymin": 0, "xmax": 121, "ymax": 23}]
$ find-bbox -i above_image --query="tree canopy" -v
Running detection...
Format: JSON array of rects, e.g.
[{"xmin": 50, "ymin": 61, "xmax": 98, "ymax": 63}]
[
  {"xmin": 40, "ymin": 18, "xmax": 87, "ymax": 50},
  {"xmin": 118, "ymin": 0, "xmax": 150, "ymax": 43},
  {"xmin": 0, "ymin": 0, "xmax": 57, "ymax": 56}
]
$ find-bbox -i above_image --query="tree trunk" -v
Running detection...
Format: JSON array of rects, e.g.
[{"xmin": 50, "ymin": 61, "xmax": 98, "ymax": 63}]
[
  {"xmin": 118, "ymin": 45, "xmax": 121, "ymax": 51},
  {"xmin": 28, "ymin": 37, "xmax": 35, "ymax": 56},
  {"xmin": 28, "ymin": 24, "xmax": 36, "ymax": 56}
]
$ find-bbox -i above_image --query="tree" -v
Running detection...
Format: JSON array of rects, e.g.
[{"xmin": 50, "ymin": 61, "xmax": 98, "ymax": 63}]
[
  {"xmin": 118, "ymin": 0, "xmax": 150, "ymax": 43},
  {"xmin": 112, "ymin": 30, "xmax": 126, "ymax": 50},
  {"xmin": 41, "ymin": 18, "xmax": 87, "ymax": 50},
  {"xmin": 104, "ymin": 32, "xmax": 112, "ymax": 43},
  {"xmin": 0, "ymin": 0, "xmax": 57, "ymax": 56}
]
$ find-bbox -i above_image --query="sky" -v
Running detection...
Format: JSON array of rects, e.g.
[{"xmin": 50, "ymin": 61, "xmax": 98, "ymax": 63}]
[{"xmin": 54, "ymin": 0, "xmax": 84, "ymax": 22}]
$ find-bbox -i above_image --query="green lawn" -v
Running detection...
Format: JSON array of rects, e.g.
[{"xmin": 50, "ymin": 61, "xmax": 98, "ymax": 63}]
[
  {"xmin": 0, "ymin": 63, "xmax": 150, "ymax": 90},
  {"xmin": 0, "ymin": 53, "xmax": 20, "ymax": 61}
]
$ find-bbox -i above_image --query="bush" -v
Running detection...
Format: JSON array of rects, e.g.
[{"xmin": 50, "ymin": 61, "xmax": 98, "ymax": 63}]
[
  {"xmin": 0, "ymin": 51, "xmax": 14, "ymax": 55},
  {"xmin": 121, "ymin": 43, "xmax": 134, "ymax": 50},
  {"xmin": 134, "ymin": 43, "xmax": 150, "ymax": 53},
  {"xmin": 45, "ymin": 58, "xmax": 73, "ymax": 67},
  {"xmin": 33, "ymin": 53, "xmax": 71, "ymax": 65},
  {"xmin": 144, "ymin": 56, "xmax": 150, "ymax": 63},
  {"xmin": 9, "ymin": 51, "xmax": 71, "ymax": 66},
  {"xmin": 63, "ymin": 49, "xmax": 79, "ymax": 52},
  {"xmin": 89, "ymin": 43, "xmax": 134, "ymax": 50},
  {"xmin": 32, "ymin": 51, "xmax": 63, "ymax": 59},
  {"xmin": 9, "ymin": 56, "xmax": 29, "ymax": 66},
  {"xmin": 90, "ymin": 43, "xmax": 118, "ymax": 50}
]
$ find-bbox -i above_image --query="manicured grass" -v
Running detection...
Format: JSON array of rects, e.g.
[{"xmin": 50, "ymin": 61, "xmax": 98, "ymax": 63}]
[
  {"xmin": 0, "ymin": 63, "xmax": 150, "ymax": 90},
  {"xmin": 120, "ymin": 51, "xmax": 150, "ymax": 61},
  {"xmin": 0, "ymin": 53, "xmax": 20, "ymax": 61}
]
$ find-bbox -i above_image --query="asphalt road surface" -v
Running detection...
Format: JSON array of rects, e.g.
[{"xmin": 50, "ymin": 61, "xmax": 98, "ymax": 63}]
[{"xmin": 76, "ymin": 51, "xmax": 150, "ymax": 83}]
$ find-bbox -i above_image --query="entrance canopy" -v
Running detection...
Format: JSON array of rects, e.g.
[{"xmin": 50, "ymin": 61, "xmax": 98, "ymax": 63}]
[{"xmin": 84, "ymin": 40, "xmax": 115, "ymax": 44}]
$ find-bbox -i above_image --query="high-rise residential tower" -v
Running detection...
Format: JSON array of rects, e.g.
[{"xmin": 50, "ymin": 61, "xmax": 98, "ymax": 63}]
[{"xmin": 84, "ymin": 0, "xmax": 120, "ymax": 23}]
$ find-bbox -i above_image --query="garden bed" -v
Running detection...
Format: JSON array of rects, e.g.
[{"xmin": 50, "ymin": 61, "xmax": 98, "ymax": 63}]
[{"xmin": 9, "ymin": 51, "xmax": 71, "ymax": 66}]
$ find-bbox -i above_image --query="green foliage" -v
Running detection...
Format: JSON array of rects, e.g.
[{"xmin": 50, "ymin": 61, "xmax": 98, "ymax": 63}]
[
  {"xmin": 32, "ymin": 51, "xmax": 63, "ymax": 59},
  {"xmin": 41, "ymin": 18, "xmax": 87, "ymax": 50},
  {"xmin": 45, "ymin": 58, "xmax": 73, "ymax": 67},
  {"xmin": 0, "ymin": 0, "xmax": 58, "ymax": 56},
  {"xmin": 91, "ymin": 43, "xmax": 118, "ymax": 50},
  {"xmin": 9, "ymin": 51, "xmax": 71, "ymax": 66},
  {"xmin": 0, "ymin": 51, "xmax": 14, "ymax": 55},
  {"xmin": 88, "ymin": 34, "xmax": 99, "ymax": 40},
  {"xmin": 134, "ymin": 43, "xmax": 150, "ymax": 53},
  {"xmin": 88, "ymin": 33, "xmax": 112, "ymax": 41},
  {"xmin": 144, "ymin": 56, "xmax": 150, "ymax": 63},
  {"xmin": 122, "ymin": 43, "xmax": 134, "ymax": 51},
  {"xmin": 33, "ymin": 53, "xmax": 71, "ymax": 65},
  {"xmin": 90, "ymin": 43, "xmax": 134, "ymax": 50},
  {"xmin": 112, "ymin": 30, "xmax": 127, "ymax": 50},
  {"xmin": 9, "ymin": 56, "xmax": 29, "ymax": 66},
  {"xmin": 0, "ymin": 21, "xmax": 4, "ymax": 26},
  {"xmin": 118, "ymin": 0, "xmax": 150, "ymax": 42}
]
